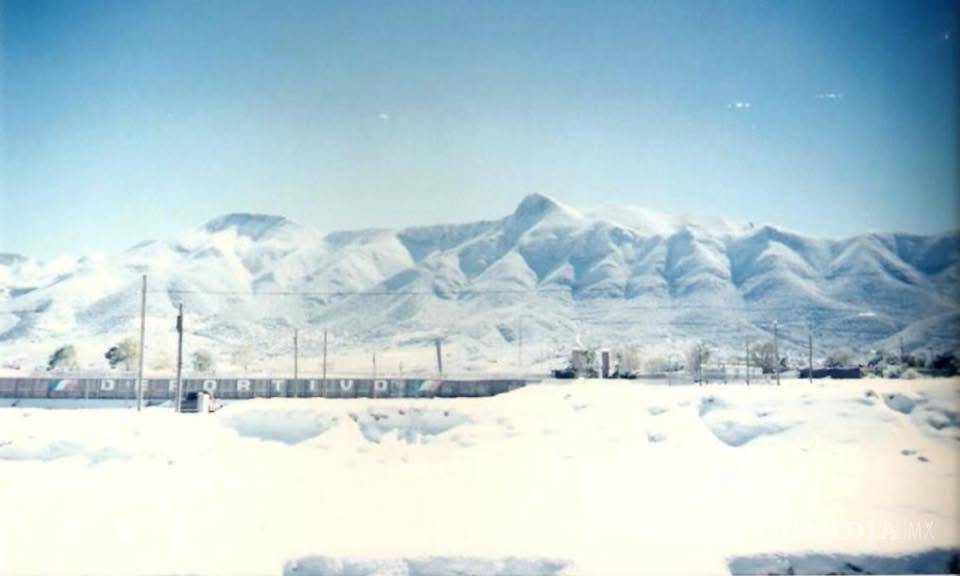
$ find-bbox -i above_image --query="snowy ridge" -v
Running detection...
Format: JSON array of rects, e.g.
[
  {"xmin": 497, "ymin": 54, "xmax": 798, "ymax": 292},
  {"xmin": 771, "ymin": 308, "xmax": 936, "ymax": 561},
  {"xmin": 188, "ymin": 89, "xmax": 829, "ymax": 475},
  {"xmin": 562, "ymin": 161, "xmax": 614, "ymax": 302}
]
[{"xmin": 0, "ymin": 195, "xmax": 957, "ymax": 373}]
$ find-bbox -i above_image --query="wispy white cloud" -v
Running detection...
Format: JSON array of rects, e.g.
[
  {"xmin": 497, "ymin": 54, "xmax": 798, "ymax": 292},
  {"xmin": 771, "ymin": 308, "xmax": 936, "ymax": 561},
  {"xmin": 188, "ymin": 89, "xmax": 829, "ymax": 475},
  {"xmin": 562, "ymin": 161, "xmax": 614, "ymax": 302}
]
[
  {"xmin": 727, "ymin": 101, "xmax": 752, "ymax": 110},
  {"xmin": 378, "ymin": 112, "xmax": 390, "ymax": 121},
  {"xmin": 815, "ymin": 92, "xmax": 844, "ymax": 101}
]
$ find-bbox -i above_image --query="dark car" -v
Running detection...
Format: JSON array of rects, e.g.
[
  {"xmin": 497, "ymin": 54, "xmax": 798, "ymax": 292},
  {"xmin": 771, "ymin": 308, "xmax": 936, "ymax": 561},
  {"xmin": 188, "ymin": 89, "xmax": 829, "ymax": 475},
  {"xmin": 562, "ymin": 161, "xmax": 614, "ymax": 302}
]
[{"xmin": 180, "ymin": 390, "xmax": 216, "ymax": 413}]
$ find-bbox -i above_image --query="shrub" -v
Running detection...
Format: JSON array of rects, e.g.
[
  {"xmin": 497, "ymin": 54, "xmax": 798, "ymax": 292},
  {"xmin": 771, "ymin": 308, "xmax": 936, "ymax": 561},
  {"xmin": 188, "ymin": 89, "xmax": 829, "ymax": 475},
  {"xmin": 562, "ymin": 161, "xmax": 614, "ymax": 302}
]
[
  {"xmin": 47, "ymin": 345, "xmax": 78, "ymax": 372},
  {"xmin": 824, "ymin": 348, "xmax": 852, "ymax": 368}
]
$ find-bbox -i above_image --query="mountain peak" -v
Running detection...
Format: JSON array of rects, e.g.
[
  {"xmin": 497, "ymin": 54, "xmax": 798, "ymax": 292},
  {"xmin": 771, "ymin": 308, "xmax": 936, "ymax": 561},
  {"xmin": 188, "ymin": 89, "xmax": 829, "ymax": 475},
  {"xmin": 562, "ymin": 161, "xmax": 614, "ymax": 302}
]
[
  {"xmin": 509, "ymin": 193, "xmax": 582, "ymax": 231},
  {"xmin": 513, "ymin": 193, "xmax": 563, "ymax": 218},
  {"xmin": 203, "ymin": 213, "xmax": 295, "ymax": 240}
]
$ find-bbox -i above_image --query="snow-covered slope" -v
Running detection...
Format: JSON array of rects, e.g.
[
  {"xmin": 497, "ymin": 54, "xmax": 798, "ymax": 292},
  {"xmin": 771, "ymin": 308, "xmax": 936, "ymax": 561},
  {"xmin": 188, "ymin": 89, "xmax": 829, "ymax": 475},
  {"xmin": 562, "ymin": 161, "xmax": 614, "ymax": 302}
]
[{"xmin": 0, "ymin": 196, "xmax": 957, "ymax": 374}]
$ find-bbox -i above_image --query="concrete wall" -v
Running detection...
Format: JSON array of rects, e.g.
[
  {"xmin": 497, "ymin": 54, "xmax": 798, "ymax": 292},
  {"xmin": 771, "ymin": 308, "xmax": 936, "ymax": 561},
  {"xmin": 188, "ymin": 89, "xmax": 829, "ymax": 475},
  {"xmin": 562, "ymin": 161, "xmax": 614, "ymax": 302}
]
[{"xmin": 0, "ymin": 377, "xmax": 529, "ymax": 400}]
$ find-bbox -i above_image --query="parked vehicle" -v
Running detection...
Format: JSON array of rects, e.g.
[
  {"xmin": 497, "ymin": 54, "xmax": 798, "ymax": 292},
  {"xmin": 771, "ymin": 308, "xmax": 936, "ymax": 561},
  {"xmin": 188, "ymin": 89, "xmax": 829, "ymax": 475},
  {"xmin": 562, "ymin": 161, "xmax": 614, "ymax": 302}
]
[{"xmin": 180, "ymin": 390, "xmax": 218, "ymax": 413}]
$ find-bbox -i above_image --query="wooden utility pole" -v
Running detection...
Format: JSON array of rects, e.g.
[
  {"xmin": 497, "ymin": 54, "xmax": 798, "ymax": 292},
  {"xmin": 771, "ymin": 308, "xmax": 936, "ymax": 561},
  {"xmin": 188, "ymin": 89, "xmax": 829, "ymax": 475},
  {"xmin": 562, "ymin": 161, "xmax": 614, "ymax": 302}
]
[
  {"xmin": 808, "ymin": 331, "xmax": 813, "ymax": 385},
  {"xmin": 774, "ymin": 321, "xmax": 780, "ymax": 386},
  {"xmin": 745, "ymin": 338, "xmax": 750, "ymax": 386},
  {"xmin": 435, "ymin": 338, "xmax": 443, "ymax": 378},
  {"xmin": 322, "ymin": 329, "xmax": 328, "ymax": 381},
  {"xmin": 697, "ymin": 345, "xmax": 703, "ymax": 386},
  {"xmin": 136, "ymin": 275, "xmax": 147, "ymax": 411},
  {"xmin": 175, "ymin": 303, "xmax": 184, "ymax": 413},
  {"xmin": 293, "ymin": 329, "xmax": 299, "ymax": 397},
  {"xmin": 372, "ymin": 351, "xmax": 377, "ymax": 379},
  {"xmin": 517, "ymin": 317, "xmax": 523, "ymax": 373}
]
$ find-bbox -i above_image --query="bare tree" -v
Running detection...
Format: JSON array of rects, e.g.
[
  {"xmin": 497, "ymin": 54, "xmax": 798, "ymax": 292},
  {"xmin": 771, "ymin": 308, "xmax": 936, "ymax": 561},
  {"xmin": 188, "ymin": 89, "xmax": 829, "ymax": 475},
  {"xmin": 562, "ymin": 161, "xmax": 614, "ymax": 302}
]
[
  {"xmin": 105, "ymin": 338, "xmax": 139, "ymax": 371},
  {"xmin": 230, "ymin": 344, "xmax": 254, "ymax": 373},
  {"xmin": 824, "ymin": 348, "xmax": 852, "ymax": 368},
  {"xmin": 614, "ymin": 346, "xmax": 641, "ymax": 374},
  {"xmin": 191, "ymin": 350, "xmax": 214, "ymax": 373},
  {"xmin": 644, "ymin": 355, "xmax": 677, "ymax": 374},
  {"xmin": 687, "ymin": 341, "xmax": 711, "ymax": 381},
  {"xmin": 750, "ymin": 341, "xmax": 779, "ymax": 374},
  {"xmin": 47, "ymin": 345, "xmax": 78, "ymax": 372}
]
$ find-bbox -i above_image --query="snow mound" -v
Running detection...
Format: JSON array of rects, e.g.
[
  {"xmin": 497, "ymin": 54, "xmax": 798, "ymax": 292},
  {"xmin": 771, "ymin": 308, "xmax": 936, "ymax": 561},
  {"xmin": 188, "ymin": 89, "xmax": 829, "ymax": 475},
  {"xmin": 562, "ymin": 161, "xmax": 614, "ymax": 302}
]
[
  {"xmin": 352, "ymin": 407, "xmax": 471, "ymax": 444},
  {"xmin": 918, "ymin": 407, "xmax": 959, "ymax": 432},
  {"xmin": 698, "ymin": 397, "xmax": 794, "ymax": 447},
  {"xmin": 703, "ymin": 418, "xmax": 793, "ymax": 447},
  {"xmin": 221, "ymin": 409, "xmax": 337, "ymax": 445},
  {"xmin": 727, "ymin": 547, "xmax": 960, "ymax": 575},
  {"xmin": 283, "ymin": 555, "xmax": 570, "ymax": 576},
  {"xmin": 697, "ymin": 395, "xmax": 730, "ymax": 417},
  {"xmin": 0, "ymin": 438, "xmax": 130, "ymax": 463},
  {"xmin": 646, "ymin": 432, "xmax": 667, "ymax": 443},
  {"xmin": 218, "ymin": 404, "xmax": 472, "ymax": 445},
  {"xmin": 883, "ymin": 392, "xmax": 917, "ymax": 414}
]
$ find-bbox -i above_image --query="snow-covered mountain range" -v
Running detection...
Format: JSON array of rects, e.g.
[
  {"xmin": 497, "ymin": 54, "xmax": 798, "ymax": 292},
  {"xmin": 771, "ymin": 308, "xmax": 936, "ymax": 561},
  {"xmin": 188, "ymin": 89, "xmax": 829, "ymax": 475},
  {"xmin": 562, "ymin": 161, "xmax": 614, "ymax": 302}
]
[{"xmin": 1, "ymin": 194, "xmax": 957, "ymax": 375}]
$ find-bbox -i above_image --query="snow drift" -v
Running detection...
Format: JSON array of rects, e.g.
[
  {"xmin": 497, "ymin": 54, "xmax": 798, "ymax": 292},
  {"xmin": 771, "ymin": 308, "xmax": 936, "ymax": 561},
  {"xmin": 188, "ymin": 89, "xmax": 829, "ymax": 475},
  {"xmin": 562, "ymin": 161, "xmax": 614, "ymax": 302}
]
[{"xmin": 0, "ymin": 377, "xmax": 957, "ymax": 575}]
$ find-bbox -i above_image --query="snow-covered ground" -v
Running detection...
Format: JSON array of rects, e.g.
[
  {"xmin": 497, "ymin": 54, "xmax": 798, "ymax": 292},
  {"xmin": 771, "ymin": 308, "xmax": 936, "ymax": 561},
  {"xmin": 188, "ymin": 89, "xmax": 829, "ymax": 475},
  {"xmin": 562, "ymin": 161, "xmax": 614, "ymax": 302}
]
[{"xmin": 1, "ymin": 377, "xmax": 958, "ymax": 575}]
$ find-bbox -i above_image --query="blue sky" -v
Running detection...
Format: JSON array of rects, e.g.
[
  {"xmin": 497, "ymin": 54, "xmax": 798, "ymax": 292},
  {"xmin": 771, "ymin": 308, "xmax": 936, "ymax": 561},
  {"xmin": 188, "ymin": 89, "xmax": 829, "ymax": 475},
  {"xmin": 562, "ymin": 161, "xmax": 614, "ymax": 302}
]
[{"xmin": 2, "ymin": 0, "xmax": 957, "ymax": 259}]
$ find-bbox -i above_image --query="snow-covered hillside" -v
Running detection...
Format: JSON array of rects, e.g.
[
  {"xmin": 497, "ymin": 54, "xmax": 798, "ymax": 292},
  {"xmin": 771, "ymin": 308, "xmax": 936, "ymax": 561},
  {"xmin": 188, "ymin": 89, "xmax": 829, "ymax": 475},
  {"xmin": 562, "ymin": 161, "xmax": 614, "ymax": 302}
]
[
  {"xmin": 0, "ymin": 378, "xmax": 957, "ymax": 574},
  {"xmin": 1, "ymin": 195, "xmax": 957, "ymax": 374}
]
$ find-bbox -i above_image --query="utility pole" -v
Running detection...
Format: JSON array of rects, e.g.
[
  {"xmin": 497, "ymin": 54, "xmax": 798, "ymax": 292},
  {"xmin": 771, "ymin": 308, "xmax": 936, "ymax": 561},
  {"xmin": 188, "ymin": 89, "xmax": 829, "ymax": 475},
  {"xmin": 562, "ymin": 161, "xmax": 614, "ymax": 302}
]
[
  {"xmin": 745, "ymin": 338, "xmax": 750, "ymax": 386},
  {"xmin": 322, "ymin": 329, "xmax": 328, "ymax": 381},
  {"xmin": 136, "ymin": 275, "xmax": 147, "ymax": 411},
  {"xmin": 808, "ymin": 331, "xmax": 813, "ymax": 385},
  {"xmin": 899, "ymin": 336, "xmax": 905, "ymax": 364},
  {"xmin": 293, "ymin": 329, "xmax": 299, "ymax": 397},
  {"xmin": 517, "ymin": 317, "xmax": 523, "ymax": 373},
  {"xmin": 700, "ymin": 346, "xmax": 705, "ymax": 385},
  {"xmin": 774, "ymin": 321, "xmax": 780, "ymax": 386},
  {"xmin": 372, "ymin": 351, "xmax": 377, "ymax": 379},
  {"xmin": 435, "ymin": 338, "xmax": 444, "ymax": 379},
  {"xmin": 697, "ymin": 345, "xmax": 703, "ymax": 386},
  {"xmin": 175, "ymin": 303, "xmax": 184, "ymax": 412}
]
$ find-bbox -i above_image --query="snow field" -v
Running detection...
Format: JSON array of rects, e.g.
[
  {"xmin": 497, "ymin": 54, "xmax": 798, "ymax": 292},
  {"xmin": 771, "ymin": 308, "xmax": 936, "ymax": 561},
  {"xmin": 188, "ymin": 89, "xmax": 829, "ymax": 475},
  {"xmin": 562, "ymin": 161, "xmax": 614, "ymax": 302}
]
[{"xmin": 0, "ymin": 377, "xmax": 957, "ymax": 575}]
